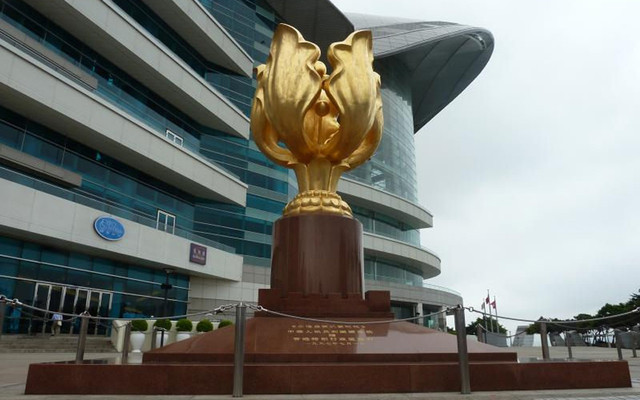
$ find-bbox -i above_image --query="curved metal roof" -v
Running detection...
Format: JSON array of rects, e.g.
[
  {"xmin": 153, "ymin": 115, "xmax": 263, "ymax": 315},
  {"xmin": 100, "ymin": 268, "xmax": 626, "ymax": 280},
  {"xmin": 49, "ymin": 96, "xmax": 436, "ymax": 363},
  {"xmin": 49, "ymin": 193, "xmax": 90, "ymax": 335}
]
[
  {"xmin": 347, "ymin": 12, "xmax": 495, "ymax": 133},
  {"xmin": 264, "ymin": 1, "xmax": 494, "ymax": 133}
]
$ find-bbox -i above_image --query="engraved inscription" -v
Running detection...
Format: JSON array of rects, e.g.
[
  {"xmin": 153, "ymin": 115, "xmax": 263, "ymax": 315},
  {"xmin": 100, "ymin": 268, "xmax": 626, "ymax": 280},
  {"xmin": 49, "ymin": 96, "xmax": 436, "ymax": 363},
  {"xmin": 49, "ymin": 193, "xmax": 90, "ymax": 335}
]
[{"xmin": 287, "ymin": 324, "xmax": 375, "ymax": 346}]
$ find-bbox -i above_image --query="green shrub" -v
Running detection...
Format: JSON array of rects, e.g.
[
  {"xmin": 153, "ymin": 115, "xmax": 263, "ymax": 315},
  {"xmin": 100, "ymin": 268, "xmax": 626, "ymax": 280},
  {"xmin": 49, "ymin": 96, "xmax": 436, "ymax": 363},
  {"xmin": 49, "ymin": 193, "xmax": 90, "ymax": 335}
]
[
  {"xmin": 131, "ymin": 319, "xmax": 148, "ymax": 332},
  {"xmin": 153, "ymin": 318, "xmax": 172, "ymax": 330},
  {"xmin": 176, "ymin": 318, "xmax": 193, "ymax": 332},
  {"xmin": 196, "ymin": 319, "xmax": 213, "ymax": 332},
  {"xmin": 218, "ymin": 319, "xmax": 233, "ymax": 328}
]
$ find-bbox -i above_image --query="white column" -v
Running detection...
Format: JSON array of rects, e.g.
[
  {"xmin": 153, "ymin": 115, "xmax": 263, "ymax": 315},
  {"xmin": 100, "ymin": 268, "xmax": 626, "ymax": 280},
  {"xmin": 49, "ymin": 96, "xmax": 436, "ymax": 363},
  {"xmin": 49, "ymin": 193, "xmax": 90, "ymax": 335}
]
[{"xmin": 415, "ymin": 303, "xmax": 423, "ymax": 325}]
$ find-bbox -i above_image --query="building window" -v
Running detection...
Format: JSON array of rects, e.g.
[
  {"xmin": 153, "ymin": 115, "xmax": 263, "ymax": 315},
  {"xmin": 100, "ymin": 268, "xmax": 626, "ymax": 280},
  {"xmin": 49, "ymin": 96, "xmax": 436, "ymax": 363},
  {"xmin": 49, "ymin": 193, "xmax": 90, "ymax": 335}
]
[
  {"xmin": 165, "ymin": 129, "xmax": 184, "ymax": 147},
  {"xmin": 156, "ymin": 210, "xmax": 176, "ymax": 234}
]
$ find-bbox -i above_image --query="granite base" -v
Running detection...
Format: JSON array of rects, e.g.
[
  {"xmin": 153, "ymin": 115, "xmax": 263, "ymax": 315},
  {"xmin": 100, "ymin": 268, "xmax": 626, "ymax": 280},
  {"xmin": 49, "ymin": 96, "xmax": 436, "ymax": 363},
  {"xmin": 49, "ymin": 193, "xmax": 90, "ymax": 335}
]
[{"xmin": 25, "ymin": 317, "xmax": 631, "ymax": 394}]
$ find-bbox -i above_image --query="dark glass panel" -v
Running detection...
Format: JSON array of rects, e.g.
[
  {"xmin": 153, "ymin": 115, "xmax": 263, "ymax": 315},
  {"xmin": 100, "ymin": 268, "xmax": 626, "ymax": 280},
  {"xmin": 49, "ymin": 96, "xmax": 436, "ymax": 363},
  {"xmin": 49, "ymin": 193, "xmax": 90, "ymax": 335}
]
[
  {"xmin": 66, "ymin": 269, "xmax": 91, "ymax": 287},
  {"xmin": 0, "ymin": 120, "xmax": 24, "ymax": 148},
  {"xmin": 68, "ymin": 253, "xmax": 92, "ymax": 271},
  {"xmin": 38, "ymin": 264, "xmax": 60, "ymax": 283}
]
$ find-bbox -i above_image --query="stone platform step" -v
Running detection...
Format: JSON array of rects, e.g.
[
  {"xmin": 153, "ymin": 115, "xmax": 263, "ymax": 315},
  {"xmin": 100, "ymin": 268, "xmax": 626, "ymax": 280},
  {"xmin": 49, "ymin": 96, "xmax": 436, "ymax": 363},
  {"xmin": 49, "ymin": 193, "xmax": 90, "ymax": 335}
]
[
  {"xmin": 0, "ymin": 335, "xmax": 116, "ymax": 353},
  {"xmin": 26, "ymin": 359, "xmax": 632, "ymax": 394}
]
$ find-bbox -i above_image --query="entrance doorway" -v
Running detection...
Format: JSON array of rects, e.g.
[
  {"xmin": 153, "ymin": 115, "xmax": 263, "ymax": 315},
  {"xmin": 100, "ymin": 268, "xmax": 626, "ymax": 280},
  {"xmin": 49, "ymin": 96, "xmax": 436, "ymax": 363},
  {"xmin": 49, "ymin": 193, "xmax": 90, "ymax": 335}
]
[{"xmin": 29, "ymin": 283, "xmax": 113, "ymax": 336}]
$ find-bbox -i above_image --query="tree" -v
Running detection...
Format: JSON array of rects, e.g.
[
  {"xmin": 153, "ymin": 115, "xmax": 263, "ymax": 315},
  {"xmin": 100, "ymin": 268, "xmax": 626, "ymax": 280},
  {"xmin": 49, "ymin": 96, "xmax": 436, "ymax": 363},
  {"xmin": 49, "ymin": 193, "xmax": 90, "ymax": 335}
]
[
  {"xmin": 624, "ymin": 289, "xmax": 640, "ymax": 327},
  {"xmin": 466, "ymin": 317, "xmax": 507, "ymax": 335},
  {"xmin": 526, "ymin": 317, "xmax": 564, "ymax": 334},
  {"xmin": 523, "ymin": 289, "xmax": 640, "ymax": 346},
  {"xmin": 595, "ymin": 302, "xmax": 629, "ymax": 328},
  {"xmin": 573, "ymin": 313, "xmax": 596, "ymax": 332}
]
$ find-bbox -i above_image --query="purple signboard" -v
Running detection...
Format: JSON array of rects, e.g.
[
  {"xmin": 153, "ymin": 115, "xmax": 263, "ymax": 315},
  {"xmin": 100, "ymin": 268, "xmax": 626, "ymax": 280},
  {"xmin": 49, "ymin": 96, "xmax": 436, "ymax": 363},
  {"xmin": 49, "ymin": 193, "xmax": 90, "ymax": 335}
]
[{"xmin": 189, "ymin": 243, "xmax": 207, "ymax": 265}]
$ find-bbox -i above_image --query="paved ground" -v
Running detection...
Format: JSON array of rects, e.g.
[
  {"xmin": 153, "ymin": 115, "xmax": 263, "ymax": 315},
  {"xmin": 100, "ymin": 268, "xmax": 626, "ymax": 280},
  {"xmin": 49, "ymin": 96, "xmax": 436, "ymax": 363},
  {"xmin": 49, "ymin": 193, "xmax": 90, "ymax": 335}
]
[{"xmin": 0, "ymin": 346, "xmax": 638, "ymax": 399}]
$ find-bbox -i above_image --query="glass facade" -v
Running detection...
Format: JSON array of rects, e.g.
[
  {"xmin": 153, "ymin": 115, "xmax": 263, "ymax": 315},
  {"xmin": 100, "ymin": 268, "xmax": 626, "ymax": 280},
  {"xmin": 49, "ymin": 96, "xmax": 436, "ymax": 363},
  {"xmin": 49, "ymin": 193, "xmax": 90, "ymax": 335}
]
[
  {"xmin": 0, "ymin": 106, "xmax": 195, "ymax": 225},
  {"xmin": 192, "ymin": 0, "xmax": 288, "ymax": 266},
  {"xmin": 0, "ymin": 0, "xmax": 206, "ymax": 154},
  {"xmin": 199, "ymin": 0, "xmax": 276, "ymax": 61},
  {"xmin": 345, "ymin": 57, "xmax": 418, "ymax": 203},
  {"xmin": 111, "ymin": 0, "xmax": 258, "ymax": 116},
  {"xmin": 352, "ymin": 205, "xmax": 420, "ymax": 246},
  {"xmin": 105, "ymin": 0, "xmax": 288, "ymax": 265},
  {"xmin": 364, "ymin": 256, "xmax": 423, "ymax": 287},
  {"xmin": 346, "ymin": 56, "xmax": 424, "ymax": 288},
  {"xmin": 0, "ymin": 236, "xmax": 188, "ymax": 334},
  {"xmin": 0, "ymin": 105, "xmax": 234, "ymax": 253}
]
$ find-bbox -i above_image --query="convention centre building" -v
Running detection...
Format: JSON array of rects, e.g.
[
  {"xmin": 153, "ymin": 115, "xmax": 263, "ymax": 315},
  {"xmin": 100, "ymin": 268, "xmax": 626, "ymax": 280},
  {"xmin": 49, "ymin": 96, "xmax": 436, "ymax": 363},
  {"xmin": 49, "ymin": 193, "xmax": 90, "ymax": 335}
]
[{"xmin": 0, "ymin": 0, "xmax": 493, "ymax": 334}]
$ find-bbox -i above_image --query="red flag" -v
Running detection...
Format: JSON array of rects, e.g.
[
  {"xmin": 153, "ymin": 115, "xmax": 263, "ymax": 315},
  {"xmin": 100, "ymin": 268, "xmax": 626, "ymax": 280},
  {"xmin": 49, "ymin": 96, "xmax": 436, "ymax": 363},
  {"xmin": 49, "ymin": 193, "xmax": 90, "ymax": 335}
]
[
  {"xmin": 485, "ymin": 295, "xmax": 490, "ymax": 304},
  {"xmin": 490, "ymin": 300, "xmax": 496, "ymax": 309}
]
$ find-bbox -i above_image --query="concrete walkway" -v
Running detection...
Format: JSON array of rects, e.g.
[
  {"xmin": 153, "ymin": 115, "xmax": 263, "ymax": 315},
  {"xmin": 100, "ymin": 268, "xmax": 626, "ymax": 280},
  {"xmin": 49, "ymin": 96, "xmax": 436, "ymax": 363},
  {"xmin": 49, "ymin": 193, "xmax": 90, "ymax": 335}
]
[{"xmin": 0, "ymin": 347, "xmax": 638, "ymax": 399}]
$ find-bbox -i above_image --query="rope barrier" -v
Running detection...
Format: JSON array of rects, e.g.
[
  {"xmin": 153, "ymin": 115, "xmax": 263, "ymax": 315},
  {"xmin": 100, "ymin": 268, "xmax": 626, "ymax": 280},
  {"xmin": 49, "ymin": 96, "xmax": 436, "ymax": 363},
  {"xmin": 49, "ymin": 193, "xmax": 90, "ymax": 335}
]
[
  {"xmin": 0, "ymin": 294, "xmax": 237, "ymax": 321},
  {"xmin": 2, "ymin": 292, "xmax": 638, "ymax": 330},
  {"xmin": 248, "ymin": 303, "xmax": 451, "ymax": 325},
  {"xmin": 467, "ymin": 306, "xmax": 640, "ymax": 325},
  {"xmin": 476, "ymin": 323, "xmax": 527, "ymax": 338},
  {"xmin": 5, "ymin": 307, "xmax": 77, "ymax": 324}
]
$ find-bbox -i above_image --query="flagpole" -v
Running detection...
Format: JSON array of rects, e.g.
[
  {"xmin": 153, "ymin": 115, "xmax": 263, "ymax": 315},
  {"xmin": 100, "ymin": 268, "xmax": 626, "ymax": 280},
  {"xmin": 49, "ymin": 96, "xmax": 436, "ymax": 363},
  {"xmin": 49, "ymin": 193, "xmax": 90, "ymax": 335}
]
[
  {"xmin": 487, "ymin": 290, "xmax": 494, "ymax": 332},
  {"xmin": 493, "ymin": 295, "xmax": 499, "ymax": 333},
  {"xmin": 481, "ymin": 299, "xmax": 487, "ymax": 334}
]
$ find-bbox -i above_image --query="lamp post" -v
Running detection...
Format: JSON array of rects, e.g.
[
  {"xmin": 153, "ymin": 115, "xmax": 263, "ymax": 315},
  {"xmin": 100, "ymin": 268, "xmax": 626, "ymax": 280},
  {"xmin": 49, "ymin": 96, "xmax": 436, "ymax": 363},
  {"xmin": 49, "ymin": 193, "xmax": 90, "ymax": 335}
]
[{"xmin": 162, "ymin": 268, "xmax": 174, "ymax": 317}]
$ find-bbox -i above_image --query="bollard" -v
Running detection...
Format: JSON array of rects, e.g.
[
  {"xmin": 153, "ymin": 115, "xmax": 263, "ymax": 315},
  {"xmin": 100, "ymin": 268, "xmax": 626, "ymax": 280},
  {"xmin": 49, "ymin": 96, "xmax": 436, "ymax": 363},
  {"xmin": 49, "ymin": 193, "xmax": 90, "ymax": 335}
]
[
  {"xmin": 233, "ymin": 303, "xmax": 247, "ymax": 397},
  {"xmin": 476, "ymin": 325, "xmax": 484, "ymax": 343},
  {"xmin": 453, "ymin": 306, "xmax": 471, "ymax": 395},
  {"xmin": 632, "ymin": 332, "xmax": 638, "ymax": 358},
  {"xmin": 160, "ymin": 329, "xmax": 166, "ymax": 347},
  {"xmin": 122, "ymin": 322, "xmax": 132, "ymax": 363},
  {"xmin": 75, "ymin": 311, "xmax": 90, "ymax": 363},
  {"xmin": 540, "ymin": 322, "xmax": 550, "ymax": 361},
  {"xmin": 566, "ymin": 331, "xmax": 573, "ymax": 359},
  {"xmin": 614, "ymin": 330, "xmax": 623, "ymax": 361},
  {"xmin": 0, "ymin": 300, "xmax": 5, "ymax": 338}
]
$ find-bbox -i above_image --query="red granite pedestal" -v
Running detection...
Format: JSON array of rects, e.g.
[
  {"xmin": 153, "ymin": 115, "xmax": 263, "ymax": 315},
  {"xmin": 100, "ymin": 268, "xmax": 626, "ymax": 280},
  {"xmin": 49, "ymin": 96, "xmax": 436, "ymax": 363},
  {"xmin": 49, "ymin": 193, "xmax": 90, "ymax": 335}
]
[
  {"xmin": 24, "ymin": 214, "xmax": 633, "ymax": 394},
  {"xmin": 258, "ymin": 214, "xmax": 395, "ymax": 318}
]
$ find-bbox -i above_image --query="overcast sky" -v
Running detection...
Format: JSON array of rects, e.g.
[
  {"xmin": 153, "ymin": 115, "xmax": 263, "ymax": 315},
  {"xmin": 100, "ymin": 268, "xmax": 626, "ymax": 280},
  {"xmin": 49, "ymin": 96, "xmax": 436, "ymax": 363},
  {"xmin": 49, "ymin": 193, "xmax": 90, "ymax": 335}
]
[{"xmin": 332, "ymin": 0, "xmax": 640, "ymax": 332}]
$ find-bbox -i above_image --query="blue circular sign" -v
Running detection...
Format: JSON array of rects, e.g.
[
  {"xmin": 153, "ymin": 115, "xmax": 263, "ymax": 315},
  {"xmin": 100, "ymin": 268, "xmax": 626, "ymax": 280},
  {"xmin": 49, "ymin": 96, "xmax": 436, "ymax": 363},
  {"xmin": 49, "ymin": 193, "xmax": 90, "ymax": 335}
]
[{"xmin": 93, "ymin": 216, "xmax": 125, "ymax": 241}]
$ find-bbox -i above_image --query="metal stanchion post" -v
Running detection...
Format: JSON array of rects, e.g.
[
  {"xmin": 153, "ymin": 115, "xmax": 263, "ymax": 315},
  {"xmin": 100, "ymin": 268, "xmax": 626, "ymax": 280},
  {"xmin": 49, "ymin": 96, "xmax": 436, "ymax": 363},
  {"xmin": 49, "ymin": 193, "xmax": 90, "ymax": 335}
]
[
  {"xmin": 160, "ymin": 329, "xmax": 165, "ymax": 347},
  {"xmin": 75, "ymin": 311, "xmax": 90, "ymax": 363},
  {"xmin": 151, "ymin": 328, "xmax": 157, "ymax": 350},
  {"xmin": 632, "ymin": 332, "xmax": 638, "ymax": 358},
  {"xmin": 0, "ymin": 300, "xmax": 5, "ymax": 338},
  {"xmin": 476, "ymin": 325, "xmax": 483, "ymax": 343},
  {"xmin": 540, "ymin": 322, "xmax": 550, "ymax": 360},
  {"xmin": 614, "ymin": 330, "xmax": 623, "ymax": 361},
  {"xmin": 122, "ymin": 322, "xmax": 132, "ymax": 363},
  {"xmin": 453, "ymin": 306, "xmax": 471, "ymax": 395},
  {"xmin": 233, "ymin": 303, "xmax": 247, "ymax": 398},
  {"xmin": 566, "ymin": 331, "xmax": 573, "ymax": 359}
]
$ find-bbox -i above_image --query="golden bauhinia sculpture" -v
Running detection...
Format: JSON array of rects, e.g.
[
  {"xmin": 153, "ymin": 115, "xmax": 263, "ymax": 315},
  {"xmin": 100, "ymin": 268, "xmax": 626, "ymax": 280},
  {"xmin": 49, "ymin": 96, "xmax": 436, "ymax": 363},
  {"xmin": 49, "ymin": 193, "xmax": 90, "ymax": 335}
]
[{"xmin": 251, "ymin": 24, "xmax": 383, "ymax": 217}]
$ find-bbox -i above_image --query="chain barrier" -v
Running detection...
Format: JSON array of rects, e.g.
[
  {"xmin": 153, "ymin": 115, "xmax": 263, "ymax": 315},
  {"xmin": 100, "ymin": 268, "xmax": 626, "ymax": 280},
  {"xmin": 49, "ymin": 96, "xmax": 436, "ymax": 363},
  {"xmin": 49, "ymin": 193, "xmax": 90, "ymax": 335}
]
[{"xmin": 247, "ymin": 303, "xmax": 451, "ymax": 325}]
